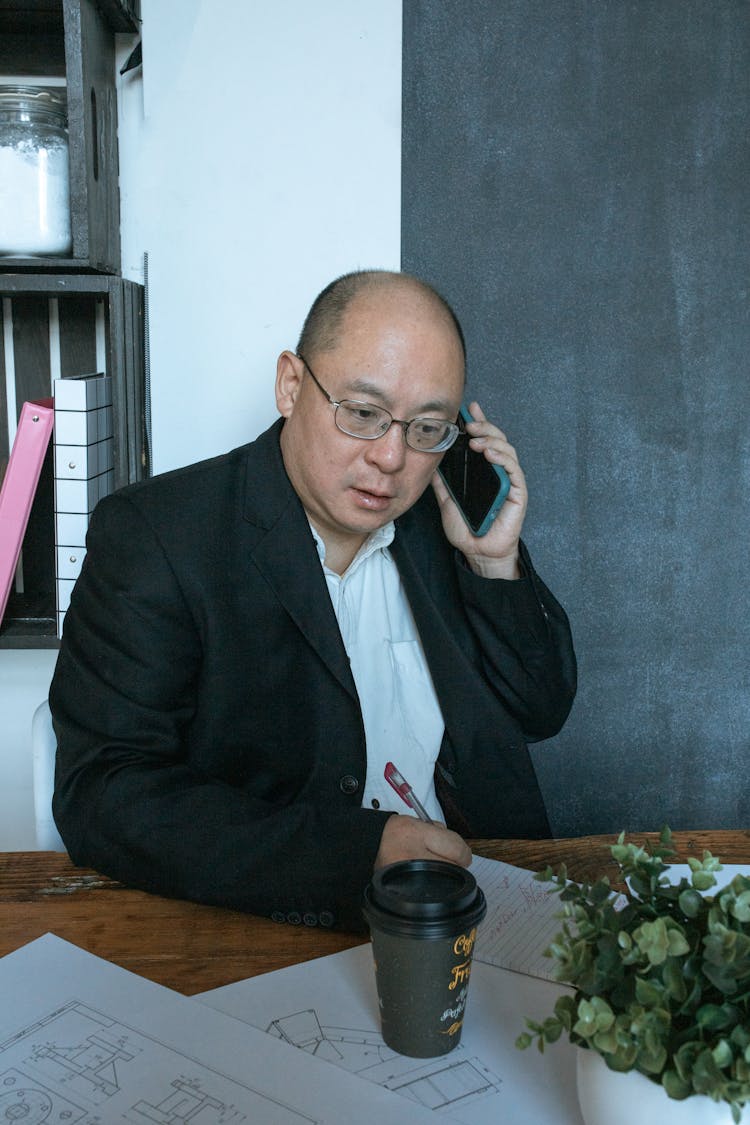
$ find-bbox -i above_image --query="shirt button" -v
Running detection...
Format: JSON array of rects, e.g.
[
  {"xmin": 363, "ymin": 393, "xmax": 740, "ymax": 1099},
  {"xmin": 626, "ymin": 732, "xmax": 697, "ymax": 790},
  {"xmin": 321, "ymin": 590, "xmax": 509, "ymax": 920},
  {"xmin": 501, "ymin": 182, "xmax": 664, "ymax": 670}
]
[
  {"xmin": 339, "ymin": 774, "xmax": 359, "ymax": 795},
  {"xmin": 371, "ymin": 798, "xmax": 380, "ymax": 809}
]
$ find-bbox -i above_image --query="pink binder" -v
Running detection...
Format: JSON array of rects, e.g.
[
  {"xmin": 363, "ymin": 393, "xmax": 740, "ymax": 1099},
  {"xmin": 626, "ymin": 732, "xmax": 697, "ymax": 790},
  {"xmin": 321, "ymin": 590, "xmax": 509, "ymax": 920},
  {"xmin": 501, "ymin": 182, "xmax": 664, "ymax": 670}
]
[{"xmin": 0, "ymin": 398, "xmax": 54, "ymax": 626}]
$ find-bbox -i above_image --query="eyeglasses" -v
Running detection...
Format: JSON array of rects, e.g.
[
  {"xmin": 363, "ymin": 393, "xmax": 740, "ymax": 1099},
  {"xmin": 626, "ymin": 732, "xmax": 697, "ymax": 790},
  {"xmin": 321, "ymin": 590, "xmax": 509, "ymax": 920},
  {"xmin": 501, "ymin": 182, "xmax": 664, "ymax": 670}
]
[{"xmin": 297, "ymin": 354, "xmax": 460, "ymax": 453}]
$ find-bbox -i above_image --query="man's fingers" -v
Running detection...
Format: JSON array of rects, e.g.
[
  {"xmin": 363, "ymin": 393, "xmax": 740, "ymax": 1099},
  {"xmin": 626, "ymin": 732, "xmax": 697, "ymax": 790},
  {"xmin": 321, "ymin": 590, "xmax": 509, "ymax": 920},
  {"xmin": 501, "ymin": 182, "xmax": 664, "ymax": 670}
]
[{"xmin": 374, "ymin": 814, "xmax": 471, "ymax": 870}]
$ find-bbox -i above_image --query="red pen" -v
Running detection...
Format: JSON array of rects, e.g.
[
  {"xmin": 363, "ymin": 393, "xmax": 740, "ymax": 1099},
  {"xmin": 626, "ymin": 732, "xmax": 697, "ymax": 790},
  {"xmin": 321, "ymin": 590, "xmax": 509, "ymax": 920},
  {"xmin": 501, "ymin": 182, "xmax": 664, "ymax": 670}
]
[{"xmin": 384, "ymin": 762, "xmax": 432, "ymax": 823}]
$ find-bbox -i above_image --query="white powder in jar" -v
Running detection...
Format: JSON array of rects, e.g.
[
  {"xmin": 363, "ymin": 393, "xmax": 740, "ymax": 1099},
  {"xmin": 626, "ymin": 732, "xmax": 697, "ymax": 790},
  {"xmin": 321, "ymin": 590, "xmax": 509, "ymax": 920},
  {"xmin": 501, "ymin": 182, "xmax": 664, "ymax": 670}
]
[{"xmin": 0, "ymin": 138, "xmax": 72, "ymax": 255}]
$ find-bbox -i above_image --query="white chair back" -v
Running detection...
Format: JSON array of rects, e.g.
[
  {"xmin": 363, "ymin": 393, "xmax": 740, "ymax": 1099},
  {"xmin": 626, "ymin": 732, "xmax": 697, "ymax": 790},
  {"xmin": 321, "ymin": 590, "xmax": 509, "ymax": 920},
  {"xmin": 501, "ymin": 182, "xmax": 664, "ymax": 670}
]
[{"xmin": 31, "ymin": 700, "xmax": 67, "ymax": 852}]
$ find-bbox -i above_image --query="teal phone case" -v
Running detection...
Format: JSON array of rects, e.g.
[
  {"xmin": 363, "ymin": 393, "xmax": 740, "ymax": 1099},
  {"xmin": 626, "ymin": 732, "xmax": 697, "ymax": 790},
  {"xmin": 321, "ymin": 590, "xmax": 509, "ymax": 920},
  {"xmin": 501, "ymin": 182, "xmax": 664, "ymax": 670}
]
[{"xmin": 437, "ymin": 404, "xmax": 510, "ymax": 536}]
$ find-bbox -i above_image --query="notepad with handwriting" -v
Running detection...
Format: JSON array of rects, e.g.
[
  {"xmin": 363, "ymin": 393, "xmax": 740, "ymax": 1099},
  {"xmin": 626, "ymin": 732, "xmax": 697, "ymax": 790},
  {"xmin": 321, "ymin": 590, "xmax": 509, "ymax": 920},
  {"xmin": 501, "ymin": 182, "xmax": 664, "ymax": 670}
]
[{"xmin": 469, "ymin": 854, "xmax": 566, "ymax": 982}]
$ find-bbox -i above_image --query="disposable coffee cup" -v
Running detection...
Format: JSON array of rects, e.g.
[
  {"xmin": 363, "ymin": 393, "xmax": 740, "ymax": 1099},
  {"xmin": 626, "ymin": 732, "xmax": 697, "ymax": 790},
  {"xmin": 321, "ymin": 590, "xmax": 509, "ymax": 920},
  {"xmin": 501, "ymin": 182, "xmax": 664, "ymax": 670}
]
[{"xmin": 362, "ymin": 859, "xmax": 487, "ymax": 1057}]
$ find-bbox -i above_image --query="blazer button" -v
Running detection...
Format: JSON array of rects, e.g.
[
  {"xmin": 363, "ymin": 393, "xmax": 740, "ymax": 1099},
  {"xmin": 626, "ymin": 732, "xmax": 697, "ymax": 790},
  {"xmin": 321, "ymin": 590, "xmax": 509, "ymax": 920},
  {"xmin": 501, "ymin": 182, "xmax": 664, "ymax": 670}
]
[
  {"xmin": 303, "ymin": 912, "xmax": 318, "ymax": 927},
  {"xmin": 270, "ymin": 911, "xmax": 286, "ymax": 924},
  {"xmin": 319, "ymin": 911, "xmax": 335, "ymax": 928},
  {"xmin": 339, "ymin": 774, "xmax": 359, "ymax": 795},
  {"xmin": 287, "ymin": 911, "xmax": 302, "ymax": 925}
]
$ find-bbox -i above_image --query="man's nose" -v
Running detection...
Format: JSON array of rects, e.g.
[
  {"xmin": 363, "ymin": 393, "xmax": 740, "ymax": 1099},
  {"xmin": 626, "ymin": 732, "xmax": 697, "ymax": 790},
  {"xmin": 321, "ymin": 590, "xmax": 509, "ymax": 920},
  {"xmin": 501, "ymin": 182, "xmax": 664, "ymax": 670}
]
[{"xmin": 364, "ymin": 421, "xmax": 408, "ymax": 470}]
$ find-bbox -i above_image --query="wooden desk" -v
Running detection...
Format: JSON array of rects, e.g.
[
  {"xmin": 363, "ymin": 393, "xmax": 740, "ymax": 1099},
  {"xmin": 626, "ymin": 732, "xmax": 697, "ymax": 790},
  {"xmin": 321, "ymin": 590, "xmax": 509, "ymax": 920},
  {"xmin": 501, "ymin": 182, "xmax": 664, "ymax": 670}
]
[{"xmin": 2, "ymin": 831, "xmax": 748, "ymax": 995}]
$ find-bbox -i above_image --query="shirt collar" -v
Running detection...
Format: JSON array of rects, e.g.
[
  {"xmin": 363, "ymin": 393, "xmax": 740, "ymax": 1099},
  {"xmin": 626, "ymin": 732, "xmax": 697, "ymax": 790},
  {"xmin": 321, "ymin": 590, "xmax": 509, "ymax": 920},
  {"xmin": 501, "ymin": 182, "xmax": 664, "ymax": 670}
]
[{"xmin": 309, "ymin": 521, "xmax": 395, "ymax": 574}]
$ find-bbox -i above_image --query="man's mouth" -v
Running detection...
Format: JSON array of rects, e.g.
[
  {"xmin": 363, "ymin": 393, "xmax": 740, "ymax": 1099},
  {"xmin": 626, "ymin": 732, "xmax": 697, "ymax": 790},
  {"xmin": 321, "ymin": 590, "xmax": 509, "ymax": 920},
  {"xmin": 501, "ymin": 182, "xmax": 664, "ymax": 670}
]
[{"xmin": 351, "ymin": 486, "xmax": 395, "ymax": 510}]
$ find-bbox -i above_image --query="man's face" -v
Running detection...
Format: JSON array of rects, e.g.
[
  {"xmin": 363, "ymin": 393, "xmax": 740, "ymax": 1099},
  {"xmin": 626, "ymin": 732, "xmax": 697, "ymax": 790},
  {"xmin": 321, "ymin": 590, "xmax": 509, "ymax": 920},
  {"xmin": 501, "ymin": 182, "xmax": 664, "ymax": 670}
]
[{"xmin": 276, "ymin": 286, "xmax": 465, "ymax": 568}]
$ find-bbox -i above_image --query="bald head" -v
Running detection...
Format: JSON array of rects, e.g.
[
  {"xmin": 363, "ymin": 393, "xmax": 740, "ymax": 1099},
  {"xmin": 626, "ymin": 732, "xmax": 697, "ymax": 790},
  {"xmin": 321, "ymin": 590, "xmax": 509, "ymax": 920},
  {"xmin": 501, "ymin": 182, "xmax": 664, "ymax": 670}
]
[{"xmin": 296, "ymin": 269, "xmax": 466, "ymax": 367}]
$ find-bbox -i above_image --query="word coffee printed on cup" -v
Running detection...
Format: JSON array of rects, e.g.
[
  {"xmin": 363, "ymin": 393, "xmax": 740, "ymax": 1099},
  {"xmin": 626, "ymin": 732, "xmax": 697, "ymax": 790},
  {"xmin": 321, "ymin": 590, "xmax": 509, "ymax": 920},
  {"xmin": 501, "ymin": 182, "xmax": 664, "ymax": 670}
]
[{"xmin": 441, "ymin": 926, "xmax": 478, "ymax": 1037}]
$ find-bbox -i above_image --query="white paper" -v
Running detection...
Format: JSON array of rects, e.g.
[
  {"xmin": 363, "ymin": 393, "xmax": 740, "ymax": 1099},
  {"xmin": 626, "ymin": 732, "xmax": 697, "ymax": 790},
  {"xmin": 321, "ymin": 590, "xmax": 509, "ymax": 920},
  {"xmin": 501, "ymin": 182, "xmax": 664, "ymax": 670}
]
[
  {"xmin": 0, "ymin": 934, "xmax": 442, "ymax": 1125},
  {"xmin": 469, "ymin": 853, "xmax": 566, "ymax": 981},
  {"xmin": 198, "ymin": 943, "xmax": 584, "ymax": 1125}
]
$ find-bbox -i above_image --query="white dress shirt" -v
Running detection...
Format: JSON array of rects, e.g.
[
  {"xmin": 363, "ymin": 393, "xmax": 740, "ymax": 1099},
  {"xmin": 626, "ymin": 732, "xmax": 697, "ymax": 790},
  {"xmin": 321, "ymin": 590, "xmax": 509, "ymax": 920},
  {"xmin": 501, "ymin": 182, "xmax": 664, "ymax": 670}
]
[{"xmin": 311, "ymin": 522, "xmax": 445, "ymax": 821}]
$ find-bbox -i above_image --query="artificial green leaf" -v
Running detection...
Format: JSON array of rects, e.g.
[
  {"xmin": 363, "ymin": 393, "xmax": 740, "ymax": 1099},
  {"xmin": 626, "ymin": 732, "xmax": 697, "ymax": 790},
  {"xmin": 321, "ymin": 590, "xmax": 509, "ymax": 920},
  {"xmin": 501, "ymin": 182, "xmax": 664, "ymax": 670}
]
[
  {"xmin": 729, "ymin": 1024, "xmax": 750, "ymax": 1052},
  {"xmin": 730, "ymin": 891, "xmax": 750, "ymax": 924},
  {"xmin": 679, "ymin": 888, "xmax": 704, "ymax": 919},
  {"xmin": 542, "ymin": 1017, "xmax": 563, "ymax": 1043},
  {"xmin": 713, "ymin": 1039, "xmax": 733, "ymax": 1069},
  {"xmin": 576, "ymin": 996, "xmax": 615, "ymax": 1033},
  {"xmin": 634, "ymin": 918, "xmax": 689, "ymax": 965},
  {"xmin": 662, "ymin": 1068, "xmax": 692, "ymax": 1100},
  {"xmin": 638, "ymin": 1042, "xmax": 667, "ymax": 1074},
  {"xmin": 629, "ymin": 873, "xmax": 652, "ymax": 900},
  {"xmin": 590, "ymin": 880, "xmax": 612, "ymax": 905},
  {"xmin": 666, "ymin": 928, "xmax": 690, "ymax": 957},
  {"xmin": 691, "ymin": 1048, "xmax": 724, "ymax": 1095},
  {"xmin": 605, "ymin": 1047, "xmax": 638, "ymax": 1071},
  {"xmin": 663, "ymin": 957, "xmax": 687, "ymax": 1002},
  {"xmin": 553, "ymin": 994, "xmax": 576, "ymax": 1027},
  {"xmin": 697, "ymin": 1003, "xmax": 736, "ymax": 1031},
  {"xmin": 592, "ymin": 1026, "xmax": 618, "ymax": 1053},
  {"xmin": 703, "ymin": 960, "xmax": 740, "ymax": 996},
  {"xmin": 635, "ymin": 977, "xmax": 664, "ymax": 1008}
]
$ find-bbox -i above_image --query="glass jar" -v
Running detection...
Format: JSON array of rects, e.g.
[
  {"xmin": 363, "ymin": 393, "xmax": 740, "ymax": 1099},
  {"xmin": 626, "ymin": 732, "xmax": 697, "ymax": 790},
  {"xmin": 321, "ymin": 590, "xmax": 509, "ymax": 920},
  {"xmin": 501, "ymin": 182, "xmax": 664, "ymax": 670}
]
[{"xmin": 0, "ymin": 85, "xmax": 72, "ymax": 256}]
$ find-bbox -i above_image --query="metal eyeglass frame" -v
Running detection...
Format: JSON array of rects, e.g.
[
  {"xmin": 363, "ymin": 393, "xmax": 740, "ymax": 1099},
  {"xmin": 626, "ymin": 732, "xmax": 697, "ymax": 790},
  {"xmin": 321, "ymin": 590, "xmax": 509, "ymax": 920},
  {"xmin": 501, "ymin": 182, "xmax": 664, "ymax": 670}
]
[{"xmin": 296, "ymin": 353, "xmax": 460, "ymax": 453}]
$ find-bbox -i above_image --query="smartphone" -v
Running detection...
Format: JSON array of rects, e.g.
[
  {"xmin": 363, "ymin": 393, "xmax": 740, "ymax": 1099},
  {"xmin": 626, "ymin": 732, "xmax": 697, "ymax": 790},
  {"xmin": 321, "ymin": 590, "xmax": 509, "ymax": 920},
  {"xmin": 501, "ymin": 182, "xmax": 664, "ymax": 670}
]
[{"xmin": 436, "ymin": 404, "xmax": 510, "ymax": 536}]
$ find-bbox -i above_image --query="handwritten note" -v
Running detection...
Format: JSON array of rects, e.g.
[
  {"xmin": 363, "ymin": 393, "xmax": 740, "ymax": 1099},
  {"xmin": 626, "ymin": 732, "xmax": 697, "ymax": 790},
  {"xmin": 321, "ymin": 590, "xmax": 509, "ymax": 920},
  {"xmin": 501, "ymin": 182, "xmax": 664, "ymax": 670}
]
[{"xmin": 469, "ymin": 854, "xmax": 566, "ymax": 982}]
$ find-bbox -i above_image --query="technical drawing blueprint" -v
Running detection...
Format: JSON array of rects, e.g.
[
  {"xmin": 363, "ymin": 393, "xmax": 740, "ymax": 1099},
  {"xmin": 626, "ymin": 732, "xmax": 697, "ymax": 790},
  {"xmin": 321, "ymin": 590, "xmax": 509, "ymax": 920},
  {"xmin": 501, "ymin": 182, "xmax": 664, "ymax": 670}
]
[
  {"xmin": 0, "ymin": 935, "xmax": 442, "ymax": 1125},
  {"xmin": 266, "ymin": 1006, "xmax": 500, "ymax": 1114},
  {"xmin": 0, "ymin": 998, "xmax": 307, "ymax": 1125},
  {"xmin": 198, "ymin": 943, "xmax": 585, "ymax": 1124}
]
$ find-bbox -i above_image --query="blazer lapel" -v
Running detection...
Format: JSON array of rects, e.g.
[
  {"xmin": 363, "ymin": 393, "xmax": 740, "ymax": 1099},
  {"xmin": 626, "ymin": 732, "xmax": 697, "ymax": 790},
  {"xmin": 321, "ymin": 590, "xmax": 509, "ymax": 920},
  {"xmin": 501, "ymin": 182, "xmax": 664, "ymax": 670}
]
[{"xmin": 240, "ymin": 422, "xmax": 358, "ymax": 701}]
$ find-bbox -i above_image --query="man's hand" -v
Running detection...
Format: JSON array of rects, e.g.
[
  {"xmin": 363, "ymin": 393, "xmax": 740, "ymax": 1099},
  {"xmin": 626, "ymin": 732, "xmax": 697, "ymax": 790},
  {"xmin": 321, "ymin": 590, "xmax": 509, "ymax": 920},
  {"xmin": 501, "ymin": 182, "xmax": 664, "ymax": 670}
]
[
  {"xmin": 374, "ymin": 814, "xmax": 472, "ymax": 870},
  {"xmin": 432, "ymin": 401, "xmax": 527, "ymax": 579}
]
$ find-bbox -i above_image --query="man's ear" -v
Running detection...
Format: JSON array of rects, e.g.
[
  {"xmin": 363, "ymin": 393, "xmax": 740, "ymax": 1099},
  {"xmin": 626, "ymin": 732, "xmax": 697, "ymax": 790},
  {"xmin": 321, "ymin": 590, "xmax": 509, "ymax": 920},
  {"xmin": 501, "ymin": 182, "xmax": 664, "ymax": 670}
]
[{"xmin": 275, "ymin": 351, "xmax": 305, "ymax": 418}]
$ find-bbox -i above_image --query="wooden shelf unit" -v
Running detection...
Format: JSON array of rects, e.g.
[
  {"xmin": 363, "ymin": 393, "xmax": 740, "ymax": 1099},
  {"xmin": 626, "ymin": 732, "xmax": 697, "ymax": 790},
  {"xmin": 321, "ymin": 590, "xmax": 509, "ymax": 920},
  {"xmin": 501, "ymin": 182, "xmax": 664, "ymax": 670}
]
[
  {"xmin": 0, "ymin": 0, "xmax": 140, "ymax": 273},
  {"xmin": 0, "ymin": 0, "xmax": 145, "ymax": 647},
  {"xmin": 0, "ymin": 276, "xmax": 147, "ymax": 647}
]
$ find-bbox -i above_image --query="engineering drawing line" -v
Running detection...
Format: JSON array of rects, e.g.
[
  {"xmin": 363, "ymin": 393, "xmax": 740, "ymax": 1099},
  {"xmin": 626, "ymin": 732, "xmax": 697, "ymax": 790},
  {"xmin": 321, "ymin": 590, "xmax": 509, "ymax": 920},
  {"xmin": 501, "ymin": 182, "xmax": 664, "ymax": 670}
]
[
  {"xmin": 266, "ymin": 1009, "xmax": 501, "ymax": 1112},
  {"xmin": 0, "ymin": 1067, "xmax": 87, "ymax": 1124},
  {"xmin": 1, "ymin": 1001, "xmax": 317, "ymax": 1125},
  {"xmin": 130, "ymin": 1076, "xmax": 242, "ymax": 1124}
]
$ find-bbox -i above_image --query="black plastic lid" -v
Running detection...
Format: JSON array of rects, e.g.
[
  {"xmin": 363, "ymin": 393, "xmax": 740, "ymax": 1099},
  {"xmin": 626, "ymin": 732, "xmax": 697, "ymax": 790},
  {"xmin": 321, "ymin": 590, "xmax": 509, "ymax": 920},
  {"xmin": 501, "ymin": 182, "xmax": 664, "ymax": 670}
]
[{"xmin": 363, "ymin": 860, "xmax": 487, "ymax": 938}]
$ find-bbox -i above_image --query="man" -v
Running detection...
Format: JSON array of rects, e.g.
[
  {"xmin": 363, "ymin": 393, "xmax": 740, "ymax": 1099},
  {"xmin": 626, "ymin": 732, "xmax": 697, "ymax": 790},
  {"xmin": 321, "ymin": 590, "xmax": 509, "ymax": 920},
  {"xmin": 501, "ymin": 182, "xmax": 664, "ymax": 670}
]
[{"xmin": 50, "ymin": 270, "xmax": 576, "ymax": 932}]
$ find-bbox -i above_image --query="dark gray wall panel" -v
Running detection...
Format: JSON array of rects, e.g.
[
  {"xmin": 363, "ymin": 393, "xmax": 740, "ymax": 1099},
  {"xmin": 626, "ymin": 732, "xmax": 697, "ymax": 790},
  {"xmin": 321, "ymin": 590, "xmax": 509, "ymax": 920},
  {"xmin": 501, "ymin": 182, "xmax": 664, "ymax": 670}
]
[{"xmin": 402, "ymin": 1, "xmax": 750, "ymax": 834}]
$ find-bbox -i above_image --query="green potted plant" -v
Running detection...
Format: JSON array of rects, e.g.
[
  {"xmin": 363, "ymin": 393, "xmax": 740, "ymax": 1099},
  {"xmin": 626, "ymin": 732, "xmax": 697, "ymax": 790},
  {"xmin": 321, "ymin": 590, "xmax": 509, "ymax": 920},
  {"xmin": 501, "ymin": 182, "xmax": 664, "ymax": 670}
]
[{"xmin": 516, "ymin": 828, "xmax": 750, "ymax": 1124}]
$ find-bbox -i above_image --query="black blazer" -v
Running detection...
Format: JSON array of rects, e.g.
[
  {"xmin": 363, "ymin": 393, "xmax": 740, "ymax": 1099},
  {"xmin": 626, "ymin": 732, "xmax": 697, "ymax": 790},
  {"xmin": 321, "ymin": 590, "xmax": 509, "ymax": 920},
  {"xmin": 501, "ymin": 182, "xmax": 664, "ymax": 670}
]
[{"xmin": 51, "ymin": 420, "xmax": 576, "ymax": 931}]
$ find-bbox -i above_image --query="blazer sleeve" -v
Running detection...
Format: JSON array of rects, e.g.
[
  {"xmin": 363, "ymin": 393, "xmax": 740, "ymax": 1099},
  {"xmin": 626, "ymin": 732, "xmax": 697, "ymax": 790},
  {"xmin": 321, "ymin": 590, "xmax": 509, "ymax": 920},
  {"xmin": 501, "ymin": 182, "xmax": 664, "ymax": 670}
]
[
  {"xmin": 50, "ymin": 491, "xmax": 388, "ymax": 932},
  {"xmin": 454, "ymin": 540, "xmax": 577, "ymax": 741}
]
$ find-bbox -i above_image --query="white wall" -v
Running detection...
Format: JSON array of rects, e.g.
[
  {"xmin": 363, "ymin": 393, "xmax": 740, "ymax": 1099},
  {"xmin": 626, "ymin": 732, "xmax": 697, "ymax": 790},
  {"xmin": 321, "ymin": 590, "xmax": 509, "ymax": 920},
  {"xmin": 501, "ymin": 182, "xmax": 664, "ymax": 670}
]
[
  {"xmin": 118, "ymin": 0, "xmax": 403, "ymax": 472},
  {"xmin": 0, "ymin": 0, "xmax": 402, "ymax": 848}
]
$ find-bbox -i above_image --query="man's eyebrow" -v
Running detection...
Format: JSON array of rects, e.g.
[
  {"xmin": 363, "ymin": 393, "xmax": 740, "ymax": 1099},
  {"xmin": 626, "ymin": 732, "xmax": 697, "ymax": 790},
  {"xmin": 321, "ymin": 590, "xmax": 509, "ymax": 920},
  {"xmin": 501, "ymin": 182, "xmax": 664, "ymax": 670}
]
[{"xmin": 344, "ymin": 378, "xmax": 456, "ymax": 416}]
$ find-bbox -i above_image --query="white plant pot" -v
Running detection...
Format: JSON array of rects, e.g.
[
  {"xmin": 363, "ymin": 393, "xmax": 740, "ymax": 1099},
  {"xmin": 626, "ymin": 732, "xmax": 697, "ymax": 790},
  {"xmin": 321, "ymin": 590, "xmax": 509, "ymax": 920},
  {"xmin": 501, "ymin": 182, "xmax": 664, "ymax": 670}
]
[{"xmin": 576, "ymin": 1048, "xmax": 738, "ymax": 1125}]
